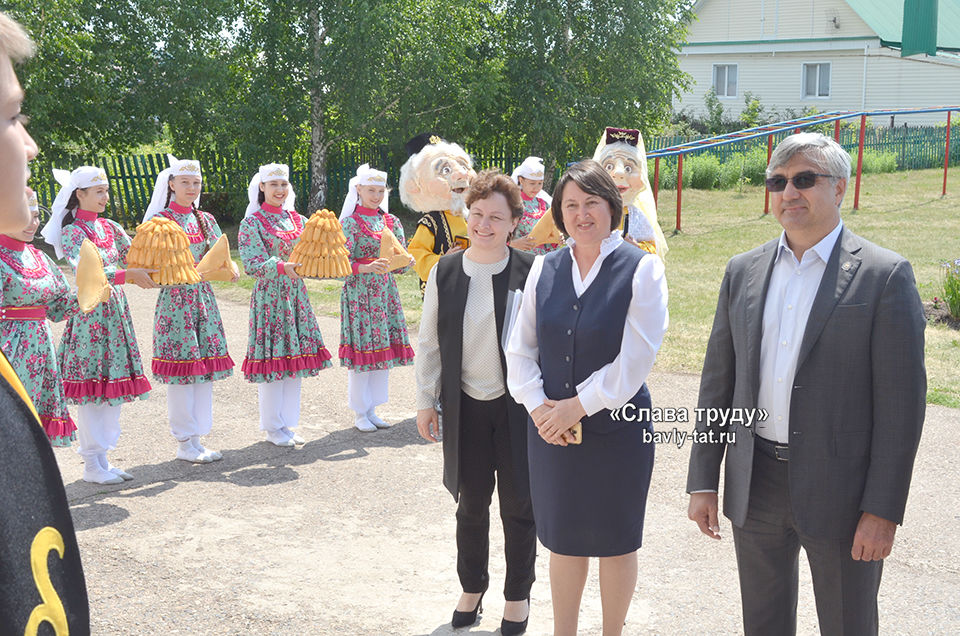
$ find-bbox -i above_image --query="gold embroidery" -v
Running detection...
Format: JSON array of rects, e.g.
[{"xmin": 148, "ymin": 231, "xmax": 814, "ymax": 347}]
[
  {"xmin": 429, "ymin": 135, "xmax": 442, "ymax": 145},
  {"xmin": 25, "ymin": 527, "xmax": 69, "ymax": 635},
  {"xmin": 267, "ymin": 167, "xmax": 287, "ymax": 177},
  {"xmin": 178, "ymin": 163, "xmax": 200, "ymax": 173},
  {"xmin": 608, "ymin": 130, "xmax": 637, "ymax": 143},
  {"xmin": 89, "ymin": 171, "xmax": 108, "ymax": 184}
]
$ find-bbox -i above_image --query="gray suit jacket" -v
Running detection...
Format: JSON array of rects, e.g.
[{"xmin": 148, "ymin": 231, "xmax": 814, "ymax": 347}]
[{"xmin": 686, "ymin": 227, "xmax": 926, "ymax": 541}]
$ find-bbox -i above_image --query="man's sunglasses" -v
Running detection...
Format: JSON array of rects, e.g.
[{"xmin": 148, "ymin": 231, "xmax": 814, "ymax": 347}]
[{"xmin": 765, "ymin": 171, "xmax": 837, "ymax": 192}]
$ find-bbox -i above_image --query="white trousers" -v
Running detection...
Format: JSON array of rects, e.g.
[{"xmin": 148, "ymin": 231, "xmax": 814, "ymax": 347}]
[
  {"xmin": 167, "ymin": 382, "xmax": 214, "ymax": 442},
  {"xmin": 347, "ymin": 369, "xmax": 390, "ymax": 415},
  {"xmin": 258, "ymin": 377, "xmax": 302, "ymax": 432},
  {"xmin": 75, "ymin": 403, "xmax": 123, "ymax": 458}
]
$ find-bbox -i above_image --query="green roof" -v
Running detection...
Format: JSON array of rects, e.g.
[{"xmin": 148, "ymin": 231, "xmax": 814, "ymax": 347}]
[{"xmin": 845, "ymin": 0, "xmax": 960, "ymax": 52}]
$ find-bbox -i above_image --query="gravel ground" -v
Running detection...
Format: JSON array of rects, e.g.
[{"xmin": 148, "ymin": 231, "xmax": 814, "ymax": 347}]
[{"xmin": 49, "ymin": 283, "xmax": 960, "ymax": 635}]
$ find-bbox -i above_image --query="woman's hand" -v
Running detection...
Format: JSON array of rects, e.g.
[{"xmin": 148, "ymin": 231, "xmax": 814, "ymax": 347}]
[
  {"xmin": 537, "ymin": 396, "xmax": 586, "ymax": 446},
  {"xmin": 125, "ymin": 268, "xmax": 159, "ymax": 289},
  {"xmin": 417, "ymin": 408, "xmax": 440, "ymax": 442},
  {"xmin": 511, "ymin": 236, "xmax": 536, "ymax": 251},
  {"xmin": 282, "ymin": 262, "xmax": 301, "ymax": 279},
  {"xmin": 358, "ymin": 258, "xmax": 391, "ymax": 275}
]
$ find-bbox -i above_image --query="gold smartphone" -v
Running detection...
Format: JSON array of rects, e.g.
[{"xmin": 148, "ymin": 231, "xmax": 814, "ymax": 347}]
[
  {"xmin": 454, "ymin": 235, "xmax": 471, "ymax": 250},
  {"xmin": 563, "ymin": 422, "xmax": 582, "ymax": 445}
]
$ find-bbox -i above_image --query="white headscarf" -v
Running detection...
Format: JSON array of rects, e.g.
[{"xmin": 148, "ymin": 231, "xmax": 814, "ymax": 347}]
[
  {"xmin": 40, "ymin": 166, "xmax": 109, "ymax": 258},
  {"xmin": 27, "ymin": 190, "xmax": 38, "ymax": 213},
  {"xmin": 511, "ymin": 156, "xmax": 552, "ymax": 206},
  {"xmin": 245, "ymin": 163, "xmax": 296, "ymax": 218},
  {"xmin": 339, "ymin": 163, "xmax": 389, "ymax": 221},
  {"xmin": 143, "ymin": 154, "xmax": 203, "ymax": 222}
]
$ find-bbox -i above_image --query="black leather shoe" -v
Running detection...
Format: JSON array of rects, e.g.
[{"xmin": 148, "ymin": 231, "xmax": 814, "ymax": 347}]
[
  {"xmin": 451, "ymin": 591, "xmax": 484, "ymax": 628},
  {"xmin": 500, "ymin": 599, "xmax": 529, "ymax": 635}
]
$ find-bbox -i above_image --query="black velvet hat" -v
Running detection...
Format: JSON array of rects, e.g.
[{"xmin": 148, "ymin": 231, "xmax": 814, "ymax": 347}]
[
  {"xmin": 404, "ymin": 133, "xmax": 445, "ymax": 157},
  {"xmin": 604, "ymin": 127, "xmax": 640, "ymax": 146}
]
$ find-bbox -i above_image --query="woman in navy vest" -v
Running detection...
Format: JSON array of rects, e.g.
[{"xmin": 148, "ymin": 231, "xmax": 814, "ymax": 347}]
[
  {"xmin": 506, "ymin": 160, "xmax": 668, "ymax": 635},
  {"xmin": 415, "ymin": 169, "xmax": 537, "ymax": 635}
]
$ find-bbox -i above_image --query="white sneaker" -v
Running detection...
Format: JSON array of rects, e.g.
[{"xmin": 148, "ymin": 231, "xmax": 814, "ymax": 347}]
[
  {"xmin": 176, "ymin": 440, "xmax": 213, "ymax": 463},
  {"xmin": 266, "ymin": 429, "xmax": 295, "ymax": 447},
  {"xmin": 191, "ymin": 436, "xmax": 222, "ymax": 461},
  {"xmin": 280, "ymin": 427, "xmax": 304, "ymax": 444},
  {"xmin": 82, "ymin": 460, "xmax": 124, "ymax": 485},
  {"xmin": 366, "ymin": 410, "xmax": 392, "ymax": 429},
  {"xmin": 354, "ymin": 414, "xmax": 377, "ymax": 433},
  {"xmin": 98, "ymin": 454, "xmax": 133, "ymax": 481}
]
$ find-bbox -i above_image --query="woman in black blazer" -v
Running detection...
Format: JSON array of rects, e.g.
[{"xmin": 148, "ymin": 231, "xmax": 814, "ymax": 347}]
[{"xmin": 415, "ymin": 169, "xmax": 536, "ymax": 635}]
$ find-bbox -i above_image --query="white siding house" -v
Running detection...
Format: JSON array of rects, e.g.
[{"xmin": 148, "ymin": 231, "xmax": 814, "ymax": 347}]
[{"xmin": 675, "ymin": 0, "xmax": 960, "ymax": 125}]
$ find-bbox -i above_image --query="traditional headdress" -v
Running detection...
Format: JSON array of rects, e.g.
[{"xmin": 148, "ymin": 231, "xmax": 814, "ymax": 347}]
[
  {"xmin": 245, "ymin": 163, "xmax": 296, "ymax": 218},
  {"xmin": 593, "ymin": 127, "xmax": 667, "ymax": 257},
  {"xmin": 511, "ymin": 156, "xmax": 552, "ymax": 206},
  {"xmin": 40, "ymin": 166, "xmax": 109, "ymax": 258},
  {"xmin": 339, "ymin": 163, "xmax": 389, "ymax": 221},
  {"xmin": 143, "ymin": 154, "xmax": 203, "ymax": 222}
]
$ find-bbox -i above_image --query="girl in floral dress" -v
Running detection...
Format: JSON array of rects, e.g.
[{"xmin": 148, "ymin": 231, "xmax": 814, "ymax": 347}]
[
  {"xmin": 337, "ymin": 164, "xmax": 415, "ymax": 432},
  {"xmin": 40, "ymin": 166, "xmax": 157, "ymax": 484},
  {"xmin": 0, "ymin": 193, "xmax": 78, "ymax": 447},
  {"xmin": 238, "ymin": 163, "xmax": 332, "ymax": 446},
  {"xmin": 509, "ymin": 156, "xmax": 561, "ymax": 255},
  {"xmin": 144, "ymin": 156, "xmax": 236, "ymax": 463}
]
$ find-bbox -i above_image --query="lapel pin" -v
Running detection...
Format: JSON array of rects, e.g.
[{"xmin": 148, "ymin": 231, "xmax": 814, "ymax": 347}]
[{"xmin": 841, "ymin": 262, "xmax": 852, "ymax": 271}]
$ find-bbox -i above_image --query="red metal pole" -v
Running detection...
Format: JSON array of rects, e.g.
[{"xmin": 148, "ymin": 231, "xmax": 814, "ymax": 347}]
[
  {"xmin": 943, "ymin": 110, "xmax": 952, "ymax": 197},
  {"xmin": 653, "ymin": 157, "xmax": 660, "ymax": 204},
  {"xmin": 764, "ymin": 134, "xmax": 773, "ymax": 214},
  {"xmin": 853, "ymin": 114, "xmax": 866, "ymax": 210},
  {"xmin": 676, "ymin": 155, "xmax": 683, "ymax": 232},
  {"xmin": 834, "ymin": 120, "xmax": 841, "ymax": 141}
]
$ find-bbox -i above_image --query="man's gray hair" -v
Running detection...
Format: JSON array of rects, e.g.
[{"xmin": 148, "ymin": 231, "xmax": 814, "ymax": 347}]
[
  {"xmin": 767, "ymin": 132, "xmax": 851, "ymax": 180},
  {"xmin": 0, "ymin": 12, "xmax": 34, "ymax": 63}
]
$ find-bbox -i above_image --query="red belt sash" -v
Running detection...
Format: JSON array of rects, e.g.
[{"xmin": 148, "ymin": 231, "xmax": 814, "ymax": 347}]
[{"xmin": 0, "ymin": 306, "xmax": 46, "ymax": 321}]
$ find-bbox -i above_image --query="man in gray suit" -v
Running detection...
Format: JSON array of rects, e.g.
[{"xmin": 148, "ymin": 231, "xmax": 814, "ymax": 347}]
[{"xmin": 686, "ymin": 132, "xmax": 926, "ymax": 635}]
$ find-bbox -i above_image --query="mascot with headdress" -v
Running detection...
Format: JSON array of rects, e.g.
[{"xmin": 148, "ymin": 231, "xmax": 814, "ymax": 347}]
[
  {"xmin": 400, "ymin": 133, "xmax": 477, "ymax": 295},
  {"xmin": 593, "ymin": 126, "xmax": 667, "ymax": 259}
]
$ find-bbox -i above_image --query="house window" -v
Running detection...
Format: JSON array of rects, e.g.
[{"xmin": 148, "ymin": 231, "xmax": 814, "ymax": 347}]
[
  {"xmin": 712, "ymin": 64, "xmax": 738, "ymax": 98},
  {"xmin": 802, "ymin": 63, "xmax": 831, "ymax": 98}
]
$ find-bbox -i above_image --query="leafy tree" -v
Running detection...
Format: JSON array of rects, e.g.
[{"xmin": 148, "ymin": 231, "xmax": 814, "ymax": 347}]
[{"xmin": 497, "ymin": 0, "xmax": 694, "ymax": 184}]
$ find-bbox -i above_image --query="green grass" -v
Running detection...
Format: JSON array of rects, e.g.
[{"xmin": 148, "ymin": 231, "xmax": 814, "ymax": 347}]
[
  {"xmin": 212, "ymin": 169, "xmax": 960, "ymax": 406},
  {"xmin": 655, "ymin": 168, "xmax": 960, "ymax": 406}
]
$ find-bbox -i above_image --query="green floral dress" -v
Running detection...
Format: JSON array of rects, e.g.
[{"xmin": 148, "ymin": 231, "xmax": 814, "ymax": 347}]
[
  {"xmin": 514, "ymin": 193, "xmax": 562, "ymax": 255},
  {"xmin": 338, "ymin": 207, "xmax": 415, "ymax": 372},
  {"xmin": 0, "ymin": 236, "xmax": 79, "ymax": 445},
  {"xmin": 150, "ymin": 202, "xmax": 234, "ymax": 385},
  {"xmin": 57, "ymin": 210, "xmax": 151, "ymax": 405},
  {"xmin": 238, "ymin": 203, "xmax": 332, "ymax": 383}
]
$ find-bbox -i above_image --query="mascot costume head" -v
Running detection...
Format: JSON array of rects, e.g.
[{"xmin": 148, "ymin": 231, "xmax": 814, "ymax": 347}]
[{"xmin": 593, "ymin": 127, "xmax": 667, "ymax": 258}]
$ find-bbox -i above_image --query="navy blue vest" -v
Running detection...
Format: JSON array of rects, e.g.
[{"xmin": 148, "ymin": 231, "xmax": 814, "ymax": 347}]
[{"xmin": 535, "ymin": 243, "xmax": 652, "ymax": 434}]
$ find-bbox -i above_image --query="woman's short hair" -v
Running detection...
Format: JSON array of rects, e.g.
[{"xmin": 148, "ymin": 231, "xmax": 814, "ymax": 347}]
[
  {"xmin": 766, "ymin": 132, "xmax": 851, "ymax": 180},
  {"xmin": 465, "ymin": 168, "xmax": 523, "ymax": 220},
  {"xmin": 551, "ymin": 160, "xmax": 623, "ymax": 234},
  {"xmin": 0, "ymin": 13, "xmax": 35, "ymax": 63}
]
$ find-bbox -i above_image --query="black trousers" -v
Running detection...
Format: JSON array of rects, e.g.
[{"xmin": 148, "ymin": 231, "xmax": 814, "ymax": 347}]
[
  {"xmin": 456, "ymin": 392, "xmax": 536, "ymax": 600},
  {"xmin": 732, "ymin": 447, "xmax": 883, "ymax": 636}
]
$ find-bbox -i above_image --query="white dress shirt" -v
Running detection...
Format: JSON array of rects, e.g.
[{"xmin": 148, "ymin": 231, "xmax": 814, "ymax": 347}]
[
  {"xmin": 415, "ymin": 251, "xmax": 509, "ymax": 410},
  {"xmin": 505, "ymin": 231, "xmax": 668, "ymax": 416},
  {"xmin": 756, "ymin": 221, "xmax": 843, "ymax": 443}
]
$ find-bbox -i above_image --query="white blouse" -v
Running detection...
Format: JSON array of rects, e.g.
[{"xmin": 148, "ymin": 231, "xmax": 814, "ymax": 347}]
[
  {"xmin": 505, "ymin": 231, "xmax": 669, "ymax": 417},
  {"xmin": 415, "ymin": 251, "xmax": 510, "ymax": 410}
]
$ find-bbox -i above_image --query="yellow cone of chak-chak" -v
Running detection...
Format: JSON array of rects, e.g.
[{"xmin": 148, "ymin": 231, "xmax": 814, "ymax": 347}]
[
  {"xmin": 76, "ymin": 238, "xmax": 111, "ymax": 313},
  {"xmin": 289, "ymin": 209, "xmax": 352, "ymax": 278},
  {"xmin": 196, "ymin": 234, "xmax": 238, "ymax": 282},
  {"xmin": 126, "ymin": 217, "xmax": 202, "ymax": 285},
  {"xmin": 379, "ymin": 227, "xmax": 413, "ymax": 272},
  {"xmin": 527, "ymin": 210, "xmax": 563, "ymax": 246}
]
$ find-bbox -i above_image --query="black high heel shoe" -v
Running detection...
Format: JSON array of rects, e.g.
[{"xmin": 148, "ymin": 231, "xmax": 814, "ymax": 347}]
[
  {"xmin": 451, "ymin": 591, "xmax": 485, "ymax": 628},
  {"xmin": 500, "ymin": 598, "xmax": 529, "ymax": 636}
]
